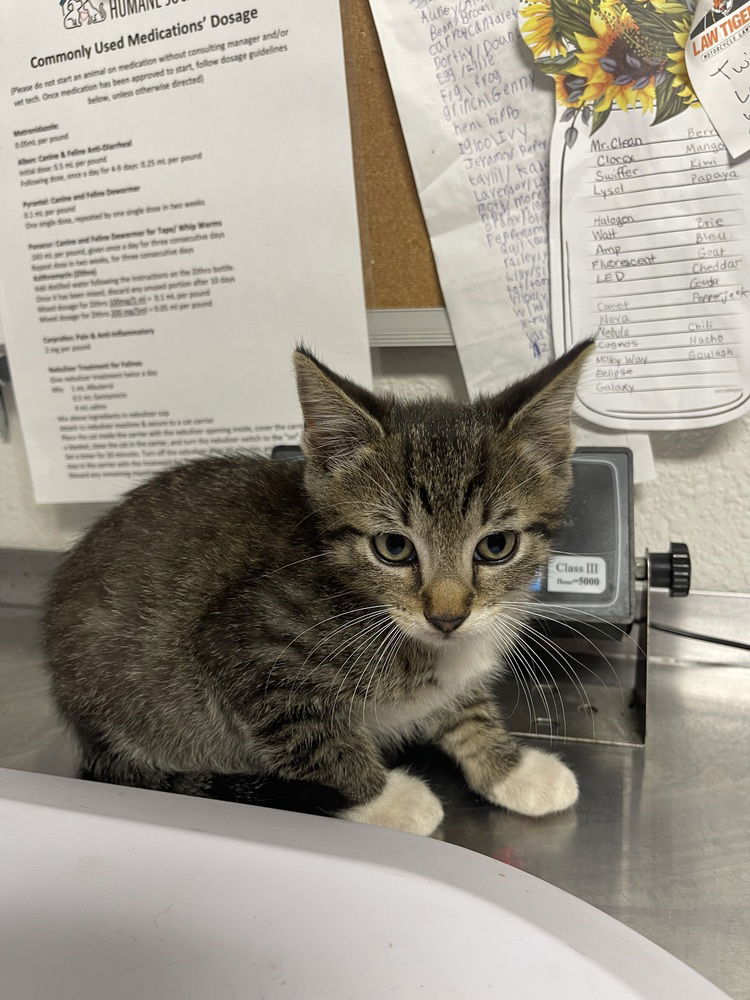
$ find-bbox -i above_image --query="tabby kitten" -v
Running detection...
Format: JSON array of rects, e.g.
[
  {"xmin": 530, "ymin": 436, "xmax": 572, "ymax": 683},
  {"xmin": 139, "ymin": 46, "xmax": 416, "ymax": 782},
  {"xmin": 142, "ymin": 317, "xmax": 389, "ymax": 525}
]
[{"xmin": 44, "ymin": 341, "xmax": 593, "ymax": 836}]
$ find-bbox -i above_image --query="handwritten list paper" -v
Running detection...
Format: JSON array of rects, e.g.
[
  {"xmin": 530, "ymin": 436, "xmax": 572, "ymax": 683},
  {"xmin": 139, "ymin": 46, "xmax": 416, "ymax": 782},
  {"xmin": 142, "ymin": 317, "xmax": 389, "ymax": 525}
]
[
  {"xmin": 0, "ymin": 0, "xmax": 370, "ymax": 503},
  {"xmin": 367, "ymin": 0, "xmax": 554, "ymax": 391},
  {"xmin": 550, "ymin": 110, "xmax": 750, "ymax": 429}
]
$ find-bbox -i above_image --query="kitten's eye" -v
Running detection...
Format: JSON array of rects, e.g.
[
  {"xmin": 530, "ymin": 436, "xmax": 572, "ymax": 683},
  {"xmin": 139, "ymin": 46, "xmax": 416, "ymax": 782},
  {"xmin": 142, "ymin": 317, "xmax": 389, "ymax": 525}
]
[
  {"xmin": 474, "ymin": 531, "xmax": 519, "ymax": 564},
  {"xmin": 371, "ymin": 533, "xmax": 416, "ymax": 564}
]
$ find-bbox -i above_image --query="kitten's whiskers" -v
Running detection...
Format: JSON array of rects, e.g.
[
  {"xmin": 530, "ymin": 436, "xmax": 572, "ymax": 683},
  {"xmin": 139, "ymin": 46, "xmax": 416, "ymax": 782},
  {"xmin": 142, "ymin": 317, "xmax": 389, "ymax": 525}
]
[
  {"xmin": 488, "ymin": 617, "xmax": 538, "ymax": 737},
  {"xmin": 503, "ymin": 600, "xmax": 627, "ymax": 700},
  {"xmin": 263, "ymin": 604, "xmax": 390, "ymax": 697},
  {"xmin": 361, "ymin": 623, "xmax": 406, "ymax": 728},
  {"xmin": 251, "ymin": 551, "xmax": 329, "ymax": 581},
  {"xmin": 329, "ymin": 617, "xmax": 398, "ymax": 722},
  {"xmin": 513, "ymin": 617, "xmax": 596, "ymax": 736},
  {"xmin": 504, "ymin": 622, "xmax": 568, "ymax": 741},
  {"xmin": 283, "ymin": 609, "xmax": 393, "ymax": 710},
  {"xmin": 355, "ymin": 621, "xmax": 402, "ymax": 727}
]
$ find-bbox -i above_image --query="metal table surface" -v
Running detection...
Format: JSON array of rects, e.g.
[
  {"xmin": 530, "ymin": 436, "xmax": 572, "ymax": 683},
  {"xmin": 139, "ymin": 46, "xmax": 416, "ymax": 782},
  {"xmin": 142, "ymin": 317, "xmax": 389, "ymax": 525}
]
[{"xmin": 1, "ymin": 557, "xmax": 748, "ymax": 999}]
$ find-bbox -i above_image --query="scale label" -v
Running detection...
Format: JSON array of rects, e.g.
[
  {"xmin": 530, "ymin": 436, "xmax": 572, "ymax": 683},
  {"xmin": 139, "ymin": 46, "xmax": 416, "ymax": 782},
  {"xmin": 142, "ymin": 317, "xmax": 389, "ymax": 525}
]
[{"xmin": 547, "ymin": 557, "xmax": 606, "ymax": 594}]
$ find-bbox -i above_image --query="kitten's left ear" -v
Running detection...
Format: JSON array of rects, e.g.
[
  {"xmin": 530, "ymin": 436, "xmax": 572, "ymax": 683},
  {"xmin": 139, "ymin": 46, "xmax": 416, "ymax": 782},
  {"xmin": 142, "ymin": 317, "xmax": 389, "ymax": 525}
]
[
  {"xmin": 294, "ymin": 347, "xmax": 384, "ymax": 472},
  {"xmin": 489, "ymin": 339, "xmax": 595, "ymax": 458}
]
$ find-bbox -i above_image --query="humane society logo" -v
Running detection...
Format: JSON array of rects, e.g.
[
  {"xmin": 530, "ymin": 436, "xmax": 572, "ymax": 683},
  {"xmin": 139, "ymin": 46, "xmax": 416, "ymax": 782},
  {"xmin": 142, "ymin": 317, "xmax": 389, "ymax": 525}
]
[{"xmin": 60, "ymin": 0, "xmax": 107, "ymax": 29}]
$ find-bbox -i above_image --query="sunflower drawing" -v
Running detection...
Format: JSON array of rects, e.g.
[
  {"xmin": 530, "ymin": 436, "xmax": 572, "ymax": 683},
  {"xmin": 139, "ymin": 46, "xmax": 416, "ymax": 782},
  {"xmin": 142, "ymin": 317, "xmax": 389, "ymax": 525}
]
[
  {"xmin": 571, "ymin": 10, "xmax": 659, "ymax": 112},
  {"xmin": 519, "ymin": 0, "xmax": 701, "ymax": 136},
  {"xmin": 522, "ymin": 0, "xmax": 571, "ymax": 57},
  {"xmin": 666, "ymin": 17, "xmax": 701, "ymax": 107}
]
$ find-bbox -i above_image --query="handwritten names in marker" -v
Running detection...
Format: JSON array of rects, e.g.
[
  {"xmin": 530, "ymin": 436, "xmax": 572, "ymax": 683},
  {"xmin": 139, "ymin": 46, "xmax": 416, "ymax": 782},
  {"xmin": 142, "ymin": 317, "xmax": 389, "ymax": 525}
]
[{"xmin": 550, "ymin": 110, "xmax": 750, "ymax": 429}]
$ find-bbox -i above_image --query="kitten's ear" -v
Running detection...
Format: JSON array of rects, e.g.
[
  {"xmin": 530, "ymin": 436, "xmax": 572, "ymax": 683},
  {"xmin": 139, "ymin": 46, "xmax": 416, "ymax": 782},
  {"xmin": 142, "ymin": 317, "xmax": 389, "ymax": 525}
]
[
  {"xmin": 294, "ymin": 348, "xmax": 384, "ymax": 471},
  {"xmin": 490, "ymin": 339, "xmax": 595, "ymax": 459}
]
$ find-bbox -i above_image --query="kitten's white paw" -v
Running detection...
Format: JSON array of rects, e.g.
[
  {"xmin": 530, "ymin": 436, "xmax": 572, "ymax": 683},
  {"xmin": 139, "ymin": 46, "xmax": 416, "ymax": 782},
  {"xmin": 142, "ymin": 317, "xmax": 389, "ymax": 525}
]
[
  {"xmin": 342, "ymin": 769, "xmax": 444, "ymax": 836},
  {"xmin": 488, "ymin": 748, "xmax": 579, "ymax": 817}
]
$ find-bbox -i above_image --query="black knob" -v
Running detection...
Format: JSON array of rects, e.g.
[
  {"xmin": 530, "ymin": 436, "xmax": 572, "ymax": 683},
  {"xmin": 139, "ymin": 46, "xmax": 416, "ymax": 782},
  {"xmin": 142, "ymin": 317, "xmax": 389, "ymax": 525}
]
[{"xmin": 649, "ymin": 542, "xmax": 691, "ymax": 597}]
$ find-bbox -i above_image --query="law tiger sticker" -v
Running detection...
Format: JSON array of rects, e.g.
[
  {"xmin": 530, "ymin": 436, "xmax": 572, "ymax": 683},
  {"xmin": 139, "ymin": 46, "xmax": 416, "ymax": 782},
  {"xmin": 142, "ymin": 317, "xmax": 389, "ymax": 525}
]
[{"xmin": 686, "ymin": 0, "xmax": 750, "ymax": 157}]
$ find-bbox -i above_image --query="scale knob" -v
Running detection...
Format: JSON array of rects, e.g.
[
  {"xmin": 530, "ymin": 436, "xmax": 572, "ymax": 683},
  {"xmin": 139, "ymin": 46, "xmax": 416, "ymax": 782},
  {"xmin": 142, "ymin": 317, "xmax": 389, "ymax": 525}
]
[{"xmin": 649, "ymin": 542, "xmax": 691, "ymax": 597}]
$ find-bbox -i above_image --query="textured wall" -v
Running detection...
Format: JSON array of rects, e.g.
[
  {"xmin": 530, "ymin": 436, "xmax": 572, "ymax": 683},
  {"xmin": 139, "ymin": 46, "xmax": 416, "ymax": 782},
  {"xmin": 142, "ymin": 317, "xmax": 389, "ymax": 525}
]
[{"xmin": 1, "ymin": 346, "xmax": 748, "ymax": 592}]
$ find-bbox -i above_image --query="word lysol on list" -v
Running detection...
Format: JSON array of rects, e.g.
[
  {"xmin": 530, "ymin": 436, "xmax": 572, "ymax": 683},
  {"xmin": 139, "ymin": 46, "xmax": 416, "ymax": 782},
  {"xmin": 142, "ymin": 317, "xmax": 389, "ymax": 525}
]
[
  {"xmin": 0, "ymin": 0, "xmax": 370, "ymax": 502},
  {"xmin": 551, "ymin": 107, "xmax": 750, "ymax": 430}
]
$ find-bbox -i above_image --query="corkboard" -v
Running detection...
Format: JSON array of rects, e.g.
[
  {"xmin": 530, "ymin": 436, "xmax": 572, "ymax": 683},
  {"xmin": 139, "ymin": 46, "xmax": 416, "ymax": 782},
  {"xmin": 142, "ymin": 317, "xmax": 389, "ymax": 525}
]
[{"xmin": 340, "ymin": 0, "xmax": 444, "ymax": 310}]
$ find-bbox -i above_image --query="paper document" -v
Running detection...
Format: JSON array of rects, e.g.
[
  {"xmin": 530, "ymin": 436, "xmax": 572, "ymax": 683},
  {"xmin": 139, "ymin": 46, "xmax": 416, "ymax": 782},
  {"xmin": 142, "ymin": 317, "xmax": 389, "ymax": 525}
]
[
  {"xmin": 550, "ymin": 112, "xmax": 750, "ymax": 430},
  {"xmin": 686, "ymin": 0, "xmax": 750, "ymax": 159},
  {"xmin": 519, "ymin": 0, "xmax": 750, "ymax": 430},
  {"xmin": 0, "ymin": 0, "xmax": 369, "ymax": 503},
  {"xmin": 367, "ymin": 0, "xmax": 555, "ymax": 393}
]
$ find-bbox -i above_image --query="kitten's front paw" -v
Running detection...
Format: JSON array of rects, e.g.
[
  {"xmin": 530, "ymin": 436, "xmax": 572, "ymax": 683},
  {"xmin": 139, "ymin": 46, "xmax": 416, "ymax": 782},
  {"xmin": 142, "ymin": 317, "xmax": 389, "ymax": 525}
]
[
  {"xmin": 488, "ymin": 748, "xmax": 578, "ymax": 817},
  {"xmin": 342, "ymin": 769, "xmax": 444, "ymax": 836}
]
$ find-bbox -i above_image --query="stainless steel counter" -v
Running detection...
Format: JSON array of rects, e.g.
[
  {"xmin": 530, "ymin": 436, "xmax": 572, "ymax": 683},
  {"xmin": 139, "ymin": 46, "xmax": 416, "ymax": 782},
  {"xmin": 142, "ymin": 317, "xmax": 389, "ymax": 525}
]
[{"xmin": 1, "ymin": 556, "xmax": 748, "ymax": 999}]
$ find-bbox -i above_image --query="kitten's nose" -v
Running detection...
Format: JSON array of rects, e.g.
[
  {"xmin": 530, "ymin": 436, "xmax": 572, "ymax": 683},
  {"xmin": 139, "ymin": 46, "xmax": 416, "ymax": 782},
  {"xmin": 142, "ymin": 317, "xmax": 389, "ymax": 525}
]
[{"xmin": 425, "ymin": 613, "xmax": 468, "ymax": 634}]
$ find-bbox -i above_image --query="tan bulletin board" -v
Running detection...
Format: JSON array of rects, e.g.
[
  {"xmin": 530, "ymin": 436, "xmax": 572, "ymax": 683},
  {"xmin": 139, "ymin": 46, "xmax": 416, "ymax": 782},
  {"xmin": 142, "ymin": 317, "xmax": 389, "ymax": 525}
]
[{"xmin": 341, "ymin": 0, "xmax": 444, "ymax": 310}]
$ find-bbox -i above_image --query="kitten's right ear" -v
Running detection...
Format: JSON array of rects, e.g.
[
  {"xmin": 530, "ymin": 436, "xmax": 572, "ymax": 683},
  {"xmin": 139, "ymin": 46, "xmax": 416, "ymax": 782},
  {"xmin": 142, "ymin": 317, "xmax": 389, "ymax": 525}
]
[
  {"xmin": 294, "ymin": 348, "xmax": 384, "ymax": 472},
  {"xmin": 485, "ymin": 338, "xmax": 595, "ymax": 462}
]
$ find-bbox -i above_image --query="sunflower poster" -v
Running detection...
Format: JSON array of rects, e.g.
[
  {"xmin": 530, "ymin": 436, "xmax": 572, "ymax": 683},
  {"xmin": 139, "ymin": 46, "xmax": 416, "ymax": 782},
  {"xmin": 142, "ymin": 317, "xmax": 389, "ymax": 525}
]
[
  {"xmin": 520, "ymin": 0, "xmax": 699, "ymax": 130},
  {"xmin": 519, "ymin": 0, "xmax": 750, "ymax": 430}
]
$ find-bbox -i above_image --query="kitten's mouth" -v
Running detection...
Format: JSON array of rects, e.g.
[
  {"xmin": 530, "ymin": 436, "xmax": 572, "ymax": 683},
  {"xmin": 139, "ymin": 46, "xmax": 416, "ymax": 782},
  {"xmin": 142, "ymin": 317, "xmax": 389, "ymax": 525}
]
[
  {"xmin": 419, "ymin": 624, "xmax": 465, "ymax": 647},
  {"xmin": 392, "ymin": 609, "xmax": 469, "ymax": 646}
]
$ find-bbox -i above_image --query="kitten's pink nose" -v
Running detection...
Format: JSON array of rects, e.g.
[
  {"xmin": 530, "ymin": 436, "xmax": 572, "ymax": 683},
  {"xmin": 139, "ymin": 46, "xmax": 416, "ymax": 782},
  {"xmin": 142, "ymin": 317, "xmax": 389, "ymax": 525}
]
[{"xmin": 425, "ymin": 613, "xmax": 467, "ymax": 634}]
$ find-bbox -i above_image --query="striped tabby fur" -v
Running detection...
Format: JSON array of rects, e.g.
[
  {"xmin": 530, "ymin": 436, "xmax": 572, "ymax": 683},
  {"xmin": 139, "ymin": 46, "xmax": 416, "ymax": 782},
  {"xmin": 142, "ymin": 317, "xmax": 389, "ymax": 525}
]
[{"xmin": 44, "ymin": 341, "xmax": 593, "ymax": 834}]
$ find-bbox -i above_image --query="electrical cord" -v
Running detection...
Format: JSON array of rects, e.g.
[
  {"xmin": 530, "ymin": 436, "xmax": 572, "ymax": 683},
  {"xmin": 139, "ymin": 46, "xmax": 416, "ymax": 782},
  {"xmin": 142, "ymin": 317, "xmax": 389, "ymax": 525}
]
[{"xmin": 650, "ymin": 622, "xmax": 750, "ymax": 653}]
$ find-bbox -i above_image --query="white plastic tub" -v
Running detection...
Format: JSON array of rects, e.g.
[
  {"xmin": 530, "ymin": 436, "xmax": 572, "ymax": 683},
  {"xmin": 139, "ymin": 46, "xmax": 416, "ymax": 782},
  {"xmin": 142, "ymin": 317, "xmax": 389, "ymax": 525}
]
[{"xmin": 0, "ymin": 768, "xmax": 729, "ymax": 999}]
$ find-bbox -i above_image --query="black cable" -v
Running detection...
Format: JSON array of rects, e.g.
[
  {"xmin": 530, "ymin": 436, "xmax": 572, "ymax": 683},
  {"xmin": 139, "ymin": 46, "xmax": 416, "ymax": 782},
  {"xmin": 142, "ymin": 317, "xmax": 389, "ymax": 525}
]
[{"xmin": 650, "ymin": 622, "xmax": 750, "ymax": 653}]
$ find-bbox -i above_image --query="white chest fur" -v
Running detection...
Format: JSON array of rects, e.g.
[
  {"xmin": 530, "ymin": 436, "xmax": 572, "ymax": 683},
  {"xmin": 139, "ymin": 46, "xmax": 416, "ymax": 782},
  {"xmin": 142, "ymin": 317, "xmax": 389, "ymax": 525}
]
[{"xmin": 365, "ymin": 631, "xmax": 502, "ymax": 747}]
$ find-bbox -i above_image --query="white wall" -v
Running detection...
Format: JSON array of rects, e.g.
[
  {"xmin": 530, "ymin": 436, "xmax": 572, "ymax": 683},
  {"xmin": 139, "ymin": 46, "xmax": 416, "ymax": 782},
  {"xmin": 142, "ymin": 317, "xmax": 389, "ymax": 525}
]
[{"xmin": 2, "ymin": 346, "xmax": 748, "ymax": 592}]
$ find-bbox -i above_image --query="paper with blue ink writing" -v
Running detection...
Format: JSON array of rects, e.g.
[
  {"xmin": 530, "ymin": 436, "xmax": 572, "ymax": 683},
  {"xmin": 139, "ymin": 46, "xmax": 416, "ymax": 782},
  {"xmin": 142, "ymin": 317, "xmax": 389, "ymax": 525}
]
[{"xmin": 367, "ymin": 0, "xmax": 556, "ymax": 392}]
